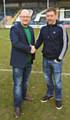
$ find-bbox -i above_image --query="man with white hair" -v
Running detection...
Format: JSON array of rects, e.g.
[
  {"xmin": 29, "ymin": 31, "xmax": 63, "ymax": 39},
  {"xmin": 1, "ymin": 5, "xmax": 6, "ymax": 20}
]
[{"xmin": 10, "ymin": 9, "xmax": 35, "ymax": 118}]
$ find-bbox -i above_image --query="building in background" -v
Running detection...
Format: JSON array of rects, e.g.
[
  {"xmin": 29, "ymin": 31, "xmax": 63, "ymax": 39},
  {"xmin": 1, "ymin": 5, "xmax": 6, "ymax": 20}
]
[{"xmin": 0, "ymin": 0, "xmax": 70, "ymax": 28}]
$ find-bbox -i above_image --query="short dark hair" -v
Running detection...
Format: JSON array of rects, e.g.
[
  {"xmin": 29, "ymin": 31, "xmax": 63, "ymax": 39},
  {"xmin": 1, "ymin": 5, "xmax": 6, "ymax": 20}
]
[{"xmin": 46, "ymin": 7, "xmax": 57, "ymax": 15}]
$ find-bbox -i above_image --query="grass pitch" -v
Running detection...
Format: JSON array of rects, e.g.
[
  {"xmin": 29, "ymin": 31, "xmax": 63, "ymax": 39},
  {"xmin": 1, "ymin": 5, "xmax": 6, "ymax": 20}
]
[{"xmin": 0, "ymin": 28, "xmax": 70, "ymax": 120}]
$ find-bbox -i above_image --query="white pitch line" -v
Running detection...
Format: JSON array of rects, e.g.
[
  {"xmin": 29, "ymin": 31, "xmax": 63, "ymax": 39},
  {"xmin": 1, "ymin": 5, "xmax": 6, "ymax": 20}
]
[{"xmin": 0, "ymin": 68, "xmax": 70, "ymax": 76}]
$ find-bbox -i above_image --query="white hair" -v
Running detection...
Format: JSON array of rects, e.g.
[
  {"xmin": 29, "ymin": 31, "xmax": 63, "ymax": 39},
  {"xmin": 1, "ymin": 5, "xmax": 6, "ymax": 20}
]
[{"xmin": 20, "ymin": 9, "xmax": 33, "ymax": 17}]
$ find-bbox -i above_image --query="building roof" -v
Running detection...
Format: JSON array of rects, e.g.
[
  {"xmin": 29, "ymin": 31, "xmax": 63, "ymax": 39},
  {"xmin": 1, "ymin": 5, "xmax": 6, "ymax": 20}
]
[{"xmin": 0, "ymin": 0, "xmax": 70, "ymax": 4}]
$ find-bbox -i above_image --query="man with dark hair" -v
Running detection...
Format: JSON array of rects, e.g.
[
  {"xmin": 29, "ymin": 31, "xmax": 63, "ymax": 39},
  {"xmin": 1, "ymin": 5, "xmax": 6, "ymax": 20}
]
[
  {"xmin": 10, "ymin": 9, "xmax": 35, "ymax": 118},
  {"xmin": 46, "ymin": 7, "xmax": 57, "ymax": 15},
  {"xmin": 35, "ymin": 8, "xmax": 68, "ymax": 109}
]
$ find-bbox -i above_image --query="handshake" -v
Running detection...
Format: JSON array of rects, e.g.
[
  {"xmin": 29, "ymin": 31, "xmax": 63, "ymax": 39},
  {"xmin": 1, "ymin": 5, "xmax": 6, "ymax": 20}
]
[{"xmin": 30, "ymin": 45, "xmax": 36, "ymax": 54}]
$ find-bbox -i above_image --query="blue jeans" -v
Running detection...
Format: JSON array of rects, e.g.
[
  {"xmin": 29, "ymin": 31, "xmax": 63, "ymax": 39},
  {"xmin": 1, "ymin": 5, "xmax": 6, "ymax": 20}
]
[
  {"xmin": 43, "ymin": 57, "xmax": 63, "ymax": 101},
  {"xmin": 12, "ymin": 64, "xmax": 32, "ymax": 107}
]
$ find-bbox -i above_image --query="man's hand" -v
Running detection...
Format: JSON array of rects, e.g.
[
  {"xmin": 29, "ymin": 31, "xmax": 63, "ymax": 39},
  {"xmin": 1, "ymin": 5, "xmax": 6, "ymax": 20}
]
[{"xmin": 30, "ymin": 45, "xmax": 36, "ymax": 54}]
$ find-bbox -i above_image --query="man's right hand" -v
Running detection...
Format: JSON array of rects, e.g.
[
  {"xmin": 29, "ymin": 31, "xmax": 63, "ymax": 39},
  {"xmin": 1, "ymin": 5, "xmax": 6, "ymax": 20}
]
[{"xmin": 30, "ymin": 45, "xmax": 36, "ymax": 54}]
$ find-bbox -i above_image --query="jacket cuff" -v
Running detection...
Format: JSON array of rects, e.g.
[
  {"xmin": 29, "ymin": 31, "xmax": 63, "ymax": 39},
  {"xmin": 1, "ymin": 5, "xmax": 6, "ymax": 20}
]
[
  {"xmin": 56, "ymin": 58, "xmax": 61, "ymax": 62},
  {"xmin": 29, "ymin": 46, "xmax": 32, "ymax": 53}
]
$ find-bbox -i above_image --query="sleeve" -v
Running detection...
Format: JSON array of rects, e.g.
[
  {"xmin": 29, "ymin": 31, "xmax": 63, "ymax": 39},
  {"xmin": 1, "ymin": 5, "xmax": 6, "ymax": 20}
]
[
  {"xmin": 30, "ymin": 27, "xmax": 35, "ymax": 60},
  {"xmin": 31, "ymin": 28, "xmax": 35, "ymax": 45},
  {"xmin": 58, "ymin": 26, "xmax": 68, "ymax": 60},
  {"xmin": 35, "ymin": 28, "xmax": 43, "ymax": 49},
  {"xmin": 10, "ymin": 26, "xmax": 31, "ymax": 54}
]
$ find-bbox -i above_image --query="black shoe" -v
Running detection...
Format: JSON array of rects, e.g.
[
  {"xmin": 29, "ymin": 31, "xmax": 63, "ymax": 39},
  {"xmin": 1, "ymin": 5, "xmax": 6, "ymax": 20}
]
[
  {"xmin": 56, "ymin": 100, "xmax": 63, "ymax": 110},
  {"xmin": 41, "ymin": 95, "xmax": 54, "ymax": 103},
  {"xmin": 15, "ymin": 107, "xmax": 21, "ymax": 119}
]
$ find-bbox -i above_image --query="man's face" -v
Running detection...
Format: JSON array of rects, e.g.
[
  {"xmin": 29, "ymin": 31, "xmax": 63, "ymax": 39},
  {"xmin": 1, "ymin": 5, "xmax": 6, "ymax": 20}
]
[
  {"xmin": 46, "ymin": 11, "xmax": 57, "ymax": 25},
  {"xmin": 19, "ymin": 10, "xmax": 31, "ymax": 26}
]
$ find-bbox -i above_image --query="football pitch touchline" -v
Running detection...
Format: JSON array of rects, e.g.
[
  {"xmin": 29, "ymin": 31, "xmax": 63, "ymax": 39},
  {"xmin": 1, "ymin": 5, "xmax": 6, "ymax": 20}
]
[{"xmin": 0, "ymin": 68, "xmax": 70, "ymax": 76}]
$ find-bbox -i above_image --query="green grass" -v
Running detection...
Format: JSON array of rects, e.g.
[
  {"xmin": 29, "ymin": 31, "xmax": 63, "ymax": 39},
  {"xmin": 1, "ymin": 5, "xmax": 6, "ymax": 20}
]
[{"xmin": 0, "ymin": 28, "xmax": 70, "ymax": 120}]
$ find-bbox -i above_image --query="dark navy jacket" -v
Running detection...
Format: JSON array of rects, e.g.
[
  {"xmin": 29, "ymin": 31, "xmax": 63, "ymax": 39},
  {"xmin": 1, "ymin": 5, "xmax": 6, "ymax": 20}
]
[
  {"xmin": 35, "ymin": 22, "xmax": 68, "ymax": 61},
  {"xmin": 10, "ymin": 22, "xmax": 35, "ymax": 68}
]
